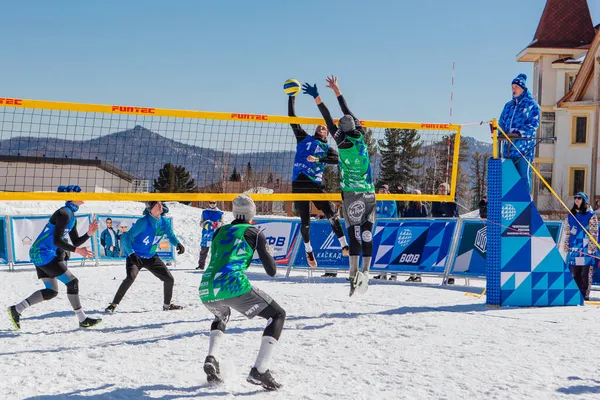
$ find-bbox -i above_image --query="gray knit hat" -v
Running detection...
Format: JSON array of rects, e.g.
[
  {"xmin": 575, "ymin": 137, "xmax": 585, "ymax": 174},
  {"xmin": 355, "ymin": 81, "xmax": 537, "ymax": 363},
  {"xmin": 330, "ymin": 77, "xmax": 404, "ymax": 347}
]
[{"xmin": 232, "ymin": 194, "xmax": 256, "ymax": 221}]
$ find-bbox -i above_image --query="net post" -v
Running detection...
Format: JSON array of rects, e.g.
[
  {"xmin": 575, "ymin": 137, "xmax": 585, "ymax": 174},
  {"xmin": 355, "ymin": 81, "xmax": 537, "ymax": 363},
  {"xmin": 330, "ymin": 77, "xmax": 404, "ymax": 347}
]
[
  {"xmin": 5, "ymin": 217, "xmax": 14, "ymax": 272},
  {"xmin": 491, "ymin": 118, "xmax": 499, "ymax": 159},
  {"xmin": 441, "ymin": 217, "xmax": 462, "ymax": 285}
]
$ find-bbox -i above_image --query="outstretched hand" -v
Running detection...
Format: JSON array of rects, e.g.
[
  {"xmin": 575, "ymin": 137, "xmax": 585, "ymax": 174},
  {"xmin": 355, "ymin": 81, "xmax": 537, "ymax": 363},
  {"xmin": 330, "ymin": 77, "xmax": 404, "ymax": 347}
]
[
  {"xmin": 302, "ymin": 83, "xmax": 319, "ymax": 99},
  {"xmin": 325, "ymin": 75, "xmax": 341, "ymax": 95},
  {"xmin": 88, "ymin": 220, "xmax": 99, "ymax": 236}
]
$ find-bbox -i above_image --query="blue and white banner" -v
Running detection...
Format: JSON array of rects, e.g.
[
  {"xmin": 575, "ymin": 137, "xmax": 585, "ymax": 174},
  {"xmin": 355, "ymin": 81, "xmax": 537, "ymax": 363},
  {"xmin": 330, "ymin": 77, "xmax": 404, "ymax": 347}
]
[
  {"xmin": 10, "ymin": 214, "xmax": 94, "ymax": 264},
  {"xmin": 95, "ymin": 214, "xmax": 175, "ymax": 261},
  {"xmin": 252, "ymin": 218, "xmax": 300, "ymax": 266},
  {"xmin": 292, "ymin": 220, "xmax": 350, "ymax": 269},
  {"xmin": 372, "ymin": 219, "xmax": 457, "ymax": 273},
  {"xmin": 450, "ymin": 220, "xmax": 563, "ymax": 277}
]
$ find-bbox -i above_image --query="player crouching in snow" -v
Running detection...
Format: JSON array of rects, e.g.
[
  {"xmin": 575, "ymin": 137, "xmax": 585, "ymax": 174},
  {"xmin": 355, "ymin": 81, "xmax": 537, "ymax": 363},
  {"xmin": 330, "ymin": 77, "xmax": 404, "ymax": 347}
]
[
  {"xmin": 8, "ymin": 185, "xmax": 101, "ymax": 329},
  {"xmin": 200, "ymin": 194, "xmax": 285, "ymax": 391},
  {"xmin": 105, "ymin": 201, "xmax": 185, "ymax": 313}
]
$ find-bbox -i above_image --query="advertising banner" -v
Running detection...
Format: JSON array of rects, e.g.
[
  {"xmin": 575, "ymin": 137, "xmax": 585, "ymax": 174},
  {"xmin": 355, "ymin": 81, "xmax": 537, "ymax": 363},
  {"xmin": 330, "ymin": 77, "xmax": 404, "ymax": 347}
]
[
  {"xmin": 95, "ymin": 214, "xmax": 175, "ymax": 261},
  {"xmin": 371, "ymin": 219, "xmax": 457, "ymax": 274},
  {"xmin": 292, "ymin": 220, "xmax": 350, "ymax": 269},
  {"xmin": 251, "ymin": 219, "xmax": 300, "ymax": 266},
  {"xmin": 450, "ymin": 220, "xmax": 563, "ymax": 277},
  {"xmin": 11, "ymin": 214, "xmax": 93, "ymax": 264}
]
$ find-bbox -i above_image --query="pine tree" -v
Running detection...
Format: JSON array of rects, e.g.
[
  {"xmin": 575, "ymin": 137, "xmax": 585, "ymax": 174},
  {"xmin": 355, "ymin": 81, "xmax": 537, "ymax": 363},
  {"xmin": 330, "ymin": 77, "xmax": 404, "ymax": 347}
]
[
  {"xmin": 452, "ymin": 135, "xmax": 471, "ymax": 207},
  {"xmin": 470, "ymin": 152, "xmax": 488, "ymax": 209},
  {"xmin": 422, "ymin": 133, "xmax": 469, "ymax": 204},
  {"xmin": 153, "ymin": 163, "xmax": 196, "ymax": 193},
  {"xmin": 323, "ymin": 165, "xmax": 340, "ymax": 193},
  {"xmin": 364, "ymin": 128, "xmax": 378, "ymax": 159},
  {"xmin": 378, "ymin": 129, "xmax": 401, "ymax": 186},
  {"xmin": 378, "ymin": 128, "xmax": 422, "ymax": 189},
  {"xmin": 229, "ymin": 167, "xmax": 241, "ymax": 182},
  {"xmin": 245, "ymin": 162, "xmax": 253, "ymax": 181}
]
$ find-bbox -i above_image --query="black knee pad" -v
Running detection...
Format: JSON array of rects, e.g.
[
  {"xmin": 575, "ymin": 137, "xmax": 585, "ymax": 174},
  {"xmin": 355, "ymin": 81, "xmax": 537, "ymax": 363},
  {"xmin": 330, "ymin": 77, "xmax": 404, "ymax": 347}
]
[
  {"xmin": 348, "ymin": 226, "xmax": 362, "ymax": 255},
  {"xmin": 163, "ymin": 273, "xmax": 174, "ymax": 284},
  {"xmin": 260, "ymin": 302, "xmax": 286, "ymax": 340},
  {"xmin": 210, "ymin": 308, "xmax": 231, "ymax": 332},
  {"xmin": 66, "ymin": 278, "xmax": 79, "ymax": 295},
  {"xmin": 327, "ymin": 213, "xmax": 340, "ymax": 225},
  {"xmin": 41, "ymin": 288, "xmax": 58, "ymax": 300},
  {"xmin": 300, "ymin": 224, "xmax": 311, "ymax": 242},
  {"xmin": 275, "ymin": 308, "xmax": 286, "ymax": 321},
  {"xmin": 211, "ymin": 319, "xmax": 227, "ymax": 332}
]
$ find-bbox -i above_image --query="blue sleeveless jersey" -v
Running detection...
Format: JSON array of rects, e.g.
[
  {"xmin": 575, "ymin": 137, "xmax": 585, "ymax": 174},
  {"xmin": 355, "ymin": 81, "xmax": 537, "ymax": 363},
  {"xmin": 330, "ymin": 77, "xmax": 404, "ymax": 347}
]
[
  {"xmin": 30, "ymin": 206, "xmax": 76, "ymax": 267},
  {"xmin": 122, "ymin": 213, "xmax": 180, "ymax": 259},
  {"xmin": 201, "ymin": 208, "xmax": 224, "ymax": 247},
  {"xmin": 292, "ymin": 136, "xmax": 329, "ymax": 183}
]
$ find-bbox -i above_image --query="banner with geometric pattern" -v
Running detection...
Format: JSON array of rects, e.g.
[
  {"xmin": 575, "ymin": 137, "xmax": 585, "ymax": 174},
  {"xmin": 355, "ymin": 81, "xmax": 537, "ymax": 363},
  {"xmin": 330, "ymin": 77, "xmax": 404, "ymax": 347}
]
[
  {"xmin": 450, "ymin": 219, "xmax": 562, "ymax": 277},
  {"xmin": 486, "ymin": 159, "xmax": 582, "ymax": 307},
  {"xmin": 372, "ymin": 219, "xmax": 456, "ymax": 273}
]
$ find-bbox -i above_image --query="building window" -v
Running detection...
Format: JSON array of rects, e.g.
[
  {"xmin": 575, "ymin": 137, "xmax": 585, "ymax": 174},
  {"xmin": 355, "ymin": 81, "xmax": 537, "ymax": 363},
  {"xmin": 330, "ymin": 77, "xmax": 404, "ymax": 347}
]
[
  {"xmin": 565, "ymin": 72, "xmax": 577, "ymax": 94},
  {"xmin": 571, "ymin": 115, "xmax": 588, "ymax": 144},
  {"xmin": 570, "ymin": 168, "xmax": 586, "ymax": 196},
  {"xmin": 537, "ymin": 163, "xmax": 552, "ymax": 192},
  {"xmin": 540, "ymin": 112, "xmax": 555, "ymax": 139}
]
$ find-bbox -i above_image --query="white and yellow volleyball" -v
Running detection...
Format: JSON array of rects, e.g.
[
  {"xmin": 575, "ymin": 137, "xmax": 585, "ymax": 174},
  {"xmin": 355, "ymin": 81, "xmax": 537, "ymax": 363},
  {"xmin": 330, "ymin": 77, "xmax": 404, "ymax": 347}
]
[{"xmin": 283, "ymin": 79, "xmax": 301, "ymax": 96}]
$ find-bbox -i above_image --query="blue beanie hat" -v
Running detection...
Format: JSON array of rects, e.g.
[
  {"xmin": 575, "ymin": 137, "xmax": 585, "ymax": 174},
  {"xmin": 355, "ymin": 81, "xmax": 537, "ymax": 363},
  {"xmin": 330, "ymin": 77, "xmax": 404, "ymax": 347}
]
[
  {"xmin": 512, "ymin": 74, "xmax": 527, "ymax": 90},
  {"xmin": 575, "ymin": 192, "xmax": 588, "ymax": 203},
  {"xmin": 57, "ymin": 185, "xmax": 81, "ymax": 193}
]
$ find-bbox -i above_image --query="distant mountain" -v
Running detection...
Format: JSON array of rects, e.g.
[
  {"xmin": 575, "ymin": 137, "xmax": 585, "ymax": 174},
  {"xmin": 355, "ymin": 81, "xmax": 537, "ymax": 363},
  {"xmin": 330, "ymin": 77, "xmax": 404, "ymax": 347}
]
[
  {"xmin": 0, "ymin": 125, "xmax": 490, "ymax": 190},
  {"xmin": 0, "ymin": 125, "xmax": 296, "ymax": 188}
]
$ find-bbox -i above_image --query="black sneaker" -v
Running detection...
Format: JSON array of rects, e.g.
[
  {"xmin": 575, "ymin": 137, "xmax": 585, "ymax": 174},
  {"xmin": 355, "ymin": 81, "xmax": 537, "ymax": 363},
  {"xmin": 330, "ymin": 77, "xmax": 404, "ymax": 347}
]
[
  {"xmin": 204, "ymin": 356, "xmax": 223, "ymax": 384},
  {"xmin": 105, "ymin": 303, "xmax": 117, "ymax": 314},
  {"xmin": 405, "ymin": 276, "xmax": 415, "ymax": 282},
  {"xmin": 163, "ymin": 303, "xmax": 184, "ymax": 311},
  {"xmin": 414, "ymin": 276, "xmax": 422, "ymax": 283},
  {"xmin": 349, "ymin": 275, "xmax": 358, "ymax": 297},
  {"xmin": 389, "ymin": 275, "xmax": 398, "ymax": 281},
  {"xmin": 196, "ymin": 265, "xmax": 205, "ymax": 270},
  {"xmin": 80, "ymin": 317, "xmax": 102, "ymax": 328},
  {"xmin": 247, "ymin": 367, "xmax": 281, "ymax": 391},
  {"xmin": 447, "ymin": 278, "xmax": 455, "ymax": 285},
  {"xmin": 8, "ymin": 306, "xmax": 20, "ymax": 330}
]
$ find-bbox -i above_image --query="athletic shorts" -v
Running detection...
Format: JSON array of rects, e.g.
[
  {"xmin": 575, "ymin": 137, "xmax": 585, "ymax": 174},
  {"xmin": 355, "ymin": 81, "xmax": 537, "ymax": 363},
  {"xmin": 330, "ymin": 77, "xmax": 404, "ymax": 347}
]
[
  {"xmin": 35, "ymin": 258, "xmax": 68, "ymax": 279},
  {"xmin": 203, "ymin": 287, "xmax": 273, "ymax": 320},
  {"xmin": 342, "ymin": 191, "xmax": 376, "ymax": 226}
]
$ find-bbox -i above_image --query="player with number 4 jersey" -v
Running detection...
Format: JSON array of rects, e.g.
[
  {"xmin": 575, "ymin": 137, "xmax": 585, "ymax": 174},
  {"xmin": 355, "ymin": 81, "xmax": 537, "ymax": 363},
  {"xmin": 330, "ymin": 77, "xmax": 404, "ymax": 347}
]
[{"xmin": 105, "ymin": 201, "xmax": 185, "ymax": 313}]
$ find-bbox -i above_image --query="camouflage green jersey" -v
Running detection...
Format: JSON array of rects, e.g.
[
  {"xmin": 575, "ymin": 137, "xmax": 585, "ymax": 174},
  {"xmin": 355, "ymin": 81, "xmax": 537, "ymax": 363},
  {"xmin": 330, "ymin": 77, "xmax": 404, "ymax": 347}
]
[
  {"xmin": 338, "ymin": 134, "xmax": 375, "ymax": 193},
  {"xmin": 199, "ymin": 223, "xmax": 254, "ymax": 302}
]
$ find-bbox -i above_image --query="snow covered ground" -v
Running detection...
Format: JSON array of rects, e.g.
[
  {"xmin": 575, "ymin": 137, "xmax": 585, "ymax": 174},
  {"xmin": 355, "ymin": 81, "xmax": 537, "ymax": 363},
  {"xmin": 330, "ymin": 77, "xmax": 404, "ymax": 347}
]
[{"xmin": 1, "ymin": 202, "xmax": 600, "ymax": 399}]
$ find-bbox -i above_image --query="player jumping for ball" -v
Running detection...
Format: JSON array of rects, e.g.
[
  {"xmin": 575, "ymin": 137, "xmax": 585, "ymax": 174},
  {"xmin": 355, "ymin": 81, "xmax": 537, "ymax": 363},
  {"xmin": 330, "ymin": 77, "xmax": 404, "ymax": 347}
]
[
  {"xmin": 303, "ymin": 75, "xmax": 376, "ymax": 296},
  {"xmin": 288, "ymin": 93, "xmax": 349, "ymax": 268}
]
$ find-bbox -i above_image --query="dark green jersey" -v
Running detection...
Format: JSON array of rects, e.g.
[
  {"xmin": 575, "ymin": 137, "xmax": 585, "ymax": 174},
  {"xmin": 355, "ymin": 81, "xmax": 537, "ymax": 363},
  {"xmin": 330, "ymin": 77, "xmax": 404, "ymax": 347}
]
[
  {"xmin": 199, "ymin": 223, "xmax": 254, "ymax": 302},
  {"xmin": 338, "ymin": 135, "xmax": 374, "ymax": 192}
]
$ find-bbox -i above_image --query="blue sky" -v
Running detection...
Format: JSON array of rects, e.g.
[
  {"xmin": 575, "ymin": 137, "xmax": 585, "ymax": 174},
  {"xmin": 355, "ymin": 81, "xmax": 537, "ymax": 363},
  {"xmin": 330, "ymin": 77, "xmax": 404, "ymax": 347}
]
[{"xmin": 1, "ymin": 0, "xmax": 599, "ymax": 142}]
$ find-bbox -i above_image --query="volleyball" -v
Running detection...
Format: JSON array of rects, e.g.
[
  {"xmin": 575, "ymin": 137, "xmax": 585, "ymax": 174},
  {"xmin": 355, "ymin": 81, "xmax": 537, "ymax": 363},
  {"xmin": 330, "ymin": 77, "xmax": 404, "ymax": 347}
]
[{"xmin": 283, "ymin": 79, "xmax": 301, "ymax": 96}]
